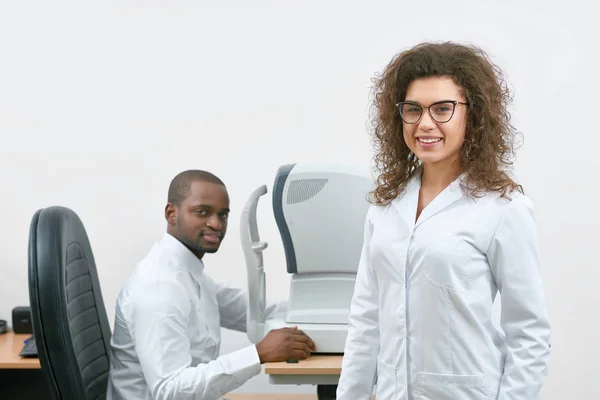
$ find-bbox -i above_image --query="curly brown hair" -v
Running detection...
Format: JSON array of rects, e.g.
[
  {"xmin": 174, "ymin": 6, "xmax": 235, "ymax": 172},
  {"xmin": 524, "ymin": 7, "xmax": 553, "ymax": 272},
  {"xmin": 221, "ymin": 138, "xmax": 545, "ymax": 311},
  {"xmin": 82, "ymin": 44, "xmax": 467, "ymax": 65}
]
[{"xmin": 368, "ymin": 41, "xmax": 523, "ymax": 206}]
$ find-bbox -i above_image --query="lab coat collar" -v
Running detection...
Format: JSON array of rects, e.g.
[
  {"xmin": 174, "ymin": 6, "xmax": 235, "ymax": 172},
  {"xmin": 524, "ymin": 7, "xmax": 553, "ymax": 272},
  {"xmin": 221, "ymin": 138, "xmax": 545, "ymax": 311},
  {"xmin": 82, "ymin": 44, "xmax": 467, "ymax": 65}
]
[
  {"xmin": 392, "ymin": 166, "xmax": 467, "ymax": 229},
  {"xmin": 159, "ymin": 232, "xmax": 205, "ymax": 276}
]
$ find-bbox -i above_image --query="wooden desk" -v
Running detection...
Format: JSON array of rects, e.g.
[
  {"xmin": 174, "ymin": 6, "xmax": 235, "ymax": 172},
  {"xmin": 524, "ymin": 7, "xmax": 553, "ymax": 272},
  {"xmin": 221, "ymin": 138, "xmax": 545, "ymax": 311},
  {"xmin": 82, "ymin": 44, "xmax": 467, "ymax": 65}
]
[
  {"xmin": 264, "ymin": 355, "xmax": 342, "ymax": 385},
  {"xmin": 0, "ymin": 330, "xmax": 49, "ymax": 399},
  {"xmin": 0, "ymin": 330, "xmax": 40, "ymax": 369},
  {"xmin": 2, "ymin": 332, "xmax": 337, "ymax": 398}
]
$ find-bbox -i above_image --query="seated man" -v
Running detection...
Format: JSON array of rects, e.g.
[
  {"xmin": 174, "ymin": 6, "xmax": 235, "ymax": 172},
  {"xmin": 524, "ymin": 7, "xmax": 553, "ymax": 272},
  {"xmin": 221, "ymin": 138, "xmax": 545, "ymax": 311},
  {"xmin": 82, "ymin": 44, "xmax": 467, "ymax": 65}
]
[{"xmin": 107, "ymin": 170, "xmax": 315, "ymax": 400}]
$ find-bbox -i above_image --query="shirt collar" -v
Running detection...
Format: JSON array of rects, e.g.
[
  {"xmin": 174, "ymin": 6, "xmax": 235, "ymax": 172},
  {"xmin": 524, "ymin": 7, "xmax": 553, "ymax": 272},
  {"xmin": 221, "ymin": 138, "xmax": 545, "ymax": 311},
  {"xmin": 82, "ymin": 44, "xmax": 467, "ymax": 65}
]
[
  {"xmin": 159, "ymin": 232, "xmax": 205, "ymax": 276},
  {"xmin": 409, "ymin": 164, "xmax": 468, "ymax": 193}
]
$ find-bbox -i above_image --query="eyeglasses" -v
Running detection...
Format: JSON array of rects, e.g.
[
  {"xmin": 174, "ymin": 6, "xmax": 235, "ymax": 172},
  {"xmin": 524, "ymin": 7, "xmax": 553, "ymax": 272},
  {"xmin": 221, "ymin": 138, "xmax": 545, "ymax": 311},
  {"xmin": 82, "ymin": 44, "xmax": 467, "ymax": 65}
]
[{"xmin": 395, "ymin": 100, "xmax": 469, "ymax": 124}]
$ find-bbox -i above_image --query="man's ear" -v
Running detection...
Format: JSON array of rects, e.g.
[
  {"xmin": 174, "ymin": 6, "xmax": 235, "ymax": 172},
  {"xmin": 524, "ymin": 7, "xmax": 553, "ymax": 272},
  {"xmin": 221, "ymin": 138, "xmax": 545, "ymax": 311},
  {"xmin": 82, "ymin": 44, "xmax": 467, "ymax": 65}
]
[{"xmin": 165, "ymin": 203, "xmax": 177, "ymax": 225}]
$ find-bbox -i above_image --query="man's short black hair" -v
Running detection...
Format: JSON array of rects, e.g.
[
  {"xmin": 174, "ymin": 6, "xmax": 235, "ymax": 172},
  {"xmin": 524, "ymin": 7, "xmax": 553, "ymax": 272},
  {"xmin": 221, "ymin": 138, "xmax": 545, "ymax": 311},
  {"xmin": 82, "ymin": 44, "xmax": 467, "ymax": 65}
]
[{"xmin": 167, "ymin": 170, "xmax": 225, "ymax": 206}]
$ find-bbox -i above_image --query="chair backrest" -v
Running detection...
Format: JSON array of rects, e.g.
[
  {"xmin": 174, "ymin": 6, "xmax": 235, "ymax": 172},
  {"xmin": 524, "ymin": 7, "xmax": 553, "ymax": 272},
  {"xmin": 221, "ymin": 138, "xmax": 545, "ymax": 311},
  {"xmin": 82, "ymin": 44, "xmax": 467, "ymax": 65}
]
[{"xmin": 28, "ymin": 206, "xmax": 111, "ymax": 400}]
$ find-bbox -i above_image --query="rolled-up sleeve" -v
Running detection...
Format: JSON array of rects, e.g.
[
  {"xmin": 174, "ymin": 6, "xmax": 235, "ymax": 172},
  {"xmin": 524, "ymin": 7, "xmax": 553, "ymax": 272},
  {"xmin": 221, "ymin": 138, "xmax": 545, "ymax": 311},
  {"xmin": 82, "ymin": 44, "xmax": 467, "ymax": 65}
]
[
  {"xmin": 129, "ymin": 281, "xmax": 261, "ymax": 400},
  {"xmin": 487, "ymin": 195, "xmax": 551, "ymax": 399}
]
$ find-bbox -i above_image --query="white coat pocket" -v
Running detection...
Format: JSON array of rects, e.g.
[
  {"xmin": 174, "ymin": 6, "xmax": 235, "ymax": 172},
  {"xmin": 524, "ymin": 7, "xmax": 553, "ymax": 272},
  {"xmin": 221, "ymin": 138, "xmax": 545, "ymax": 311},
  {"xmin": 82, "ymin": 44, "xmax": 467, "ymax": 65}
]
[
  {"xmin": 423, "ymin": 241, "xmax": 474, "ymax": 293},
  {"xmin": 375, "ymin": 359, "xmax": 397, "ymax": 400},
  {"xmin": 415, "ymin": 372, "xmax": 490, "ymax": 400}
]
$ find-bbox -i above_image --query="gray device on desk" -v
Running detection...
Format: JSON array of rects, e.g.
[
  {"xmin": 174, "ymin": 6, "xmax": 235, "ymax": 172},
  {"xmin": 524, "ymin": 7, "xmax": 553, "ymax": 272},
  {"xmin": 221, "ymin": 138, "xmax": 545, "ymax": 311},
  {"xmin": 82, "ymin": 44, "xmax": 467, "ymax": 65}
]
[
  {"xmin": 12, "ymin": 306, "xmax": 33, "ymax": 334},
  {"xmin": 241, "ymin": 163, "xmax": 373, "ymax": 354}
]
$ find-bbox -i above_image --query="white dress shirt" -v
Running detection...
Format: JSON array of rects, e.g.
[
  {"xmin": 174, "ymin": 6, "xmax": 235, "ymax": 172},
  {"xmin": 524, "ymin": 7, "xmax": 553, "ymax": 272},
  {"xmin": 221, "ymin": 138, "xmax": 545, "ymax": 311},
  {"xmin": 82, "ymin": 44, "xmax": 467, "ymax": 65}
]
[
  {"xmin": 107, "ymin": 233, "xmax": 284, "ymax": 400},
  {"xmin": 336, "ymin": 169, "xmax": 551, "ymax": 400}
]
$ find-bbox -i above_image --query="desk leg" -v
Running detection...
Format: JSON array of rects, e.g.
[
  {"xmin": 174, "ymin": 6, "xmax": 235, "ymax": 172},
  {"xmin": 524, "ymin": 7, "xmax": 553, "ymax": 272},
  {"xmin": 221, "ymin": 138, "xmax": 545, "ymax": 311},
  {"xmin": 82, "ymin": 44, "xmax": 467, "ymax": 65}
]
[{"xmin": 317, "ymin": 384, "xmax": 337, "ymax": 399}]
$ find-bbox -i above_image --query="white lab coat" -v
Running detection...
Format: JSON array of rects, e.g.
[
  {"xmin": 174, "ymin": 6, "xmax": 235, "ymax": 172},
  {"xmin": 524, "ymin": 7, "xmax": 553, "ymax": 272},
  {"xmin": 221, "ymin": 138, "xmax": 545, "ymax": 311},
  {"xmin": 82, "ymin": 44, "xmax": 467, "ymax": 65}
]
[
  {"xmin": 337, "ymin": 170, "xmax": 551, "ymax": 400},
  {"xmin": 107, "ymin": 233, "xmax": 285, "ymax": 400}
]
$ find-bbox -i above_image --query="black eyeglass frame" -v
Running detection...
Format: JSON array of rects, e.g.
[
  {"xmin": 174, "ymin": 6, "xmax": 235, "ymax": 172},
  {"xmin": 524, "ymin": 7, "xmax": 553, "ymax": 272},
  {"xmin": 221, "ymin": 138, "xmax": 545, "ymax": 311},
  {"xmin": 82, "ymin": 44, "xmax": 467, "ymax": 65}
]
[{"xmin": 395, "ymin": 100, "xmax": 470, "ymax": 124}]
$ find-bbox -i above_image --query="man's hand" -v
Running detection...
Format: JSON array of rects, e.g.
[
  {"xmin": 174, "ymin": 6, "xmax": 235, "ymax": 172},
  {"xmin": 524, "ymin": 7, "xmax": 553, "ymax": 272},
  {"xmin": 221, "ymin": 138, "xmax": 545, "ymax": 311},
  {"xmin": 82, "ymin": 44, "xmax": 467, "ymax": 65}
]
[{"xmin": 255, "ymin": 326, "xmax": 316, "ymax": 363}]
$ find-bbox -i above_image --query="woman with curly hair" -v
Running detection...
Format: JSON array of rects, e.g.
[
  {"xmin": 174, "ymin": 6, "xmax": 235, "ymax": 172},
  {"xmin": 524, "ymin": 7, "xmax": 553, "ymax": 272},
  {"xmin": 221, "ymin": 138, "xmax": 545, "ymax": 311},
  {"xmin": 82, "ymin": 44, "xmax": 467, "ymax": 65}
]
[{"xmin": 336, "ymin": 42, "xmax": 551, "ymax": 400}]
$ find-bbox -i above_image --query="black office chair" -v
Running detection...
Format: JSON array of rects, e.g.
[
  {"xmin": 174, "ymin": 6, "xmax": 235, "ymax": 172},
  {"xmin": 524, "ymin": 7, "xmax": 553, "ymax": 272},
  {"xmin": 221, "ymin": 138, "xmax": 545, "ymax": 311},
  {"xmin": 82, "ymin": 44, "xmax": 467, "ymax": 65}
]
[{"xmin": 28, "ymin": 206, "xmax": 111, "ymax": 400}]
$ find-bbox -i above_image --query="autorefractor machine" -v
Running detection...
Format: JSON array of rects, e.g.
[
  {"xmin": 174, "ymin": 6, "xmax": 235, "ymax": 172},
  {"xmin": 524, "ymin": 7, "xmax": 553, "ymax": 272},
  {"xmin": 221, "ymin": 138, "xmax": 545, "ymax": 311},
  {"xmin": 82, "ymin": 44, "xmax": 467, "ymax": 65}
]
[{"xmin": 240, "ymin": 163, "xmax": 373, "ymax": 353}]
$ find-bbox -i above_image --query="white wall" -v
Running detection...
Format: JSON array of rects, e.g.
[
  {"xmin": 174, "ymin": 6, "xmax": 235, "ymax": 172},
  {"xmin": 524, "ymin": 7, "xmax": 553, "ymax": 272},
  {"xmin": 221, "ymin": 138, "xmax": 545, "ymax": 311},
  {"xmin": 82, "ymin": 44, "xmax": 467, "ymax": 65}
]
[{"xmin": 0, "ymin": 0, "xmax": 597, "ymax": 398}]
